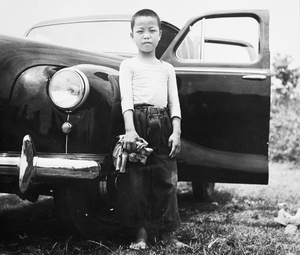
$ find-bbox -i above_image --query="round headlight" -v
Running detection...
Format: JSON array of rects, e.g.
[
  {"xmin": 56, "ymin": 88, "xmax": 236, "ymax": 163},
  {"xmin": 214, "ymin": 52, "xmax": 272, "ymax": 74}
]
[{"xmin": 49, "ymin": 68, "xmax": 90, "ymax": 111}]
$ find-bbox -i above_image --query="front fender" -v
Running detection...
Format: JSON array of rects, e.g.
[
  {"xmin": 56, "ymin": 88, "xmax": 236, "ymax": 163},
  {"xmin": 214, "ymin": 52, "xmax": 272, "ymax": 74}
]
[
  {"xmin": 0, "ymin": 64, "xmax": 124, "ymax": 197},
  {"xmin": 0, "ymin": 64, "xmax": 123, "ymax": 154}
]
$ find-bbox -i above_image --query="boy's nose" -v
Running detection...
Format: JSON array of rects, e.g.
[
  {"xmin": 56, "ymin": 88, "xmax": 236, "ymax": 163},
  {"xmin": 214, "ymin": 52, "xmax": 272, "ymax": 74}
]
[{"xmin": 143, "ymin": 33, "xmax": 150, "ymax": 39}]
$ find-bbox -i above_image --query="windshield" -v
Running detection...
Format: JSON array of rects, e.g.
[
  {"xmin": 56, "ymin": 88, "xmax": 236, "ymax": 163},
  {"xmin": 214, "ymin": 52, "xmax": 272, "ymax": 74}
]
[{"xmin": 26, "ymin": 20, "xmax": 138, "ymax": 55}]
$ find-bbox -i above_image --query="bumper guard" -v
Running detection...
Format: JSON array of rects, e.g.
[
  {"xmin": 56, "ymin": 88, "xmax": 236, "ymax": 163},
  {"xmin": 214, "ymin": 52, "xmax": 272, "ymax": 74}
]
[{"xmin": 0, "ymin": 135, "xmax": 101, "ymax": 193}]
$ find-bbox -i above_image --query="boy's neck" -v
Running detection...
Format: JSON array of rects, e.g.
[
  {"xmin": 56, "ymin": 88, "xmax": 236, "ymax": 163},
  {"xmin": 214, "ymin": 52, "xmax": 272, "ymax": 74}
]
[{"xmin": 137, "ymin": 52, "xmax": 160, "ymax": 64}]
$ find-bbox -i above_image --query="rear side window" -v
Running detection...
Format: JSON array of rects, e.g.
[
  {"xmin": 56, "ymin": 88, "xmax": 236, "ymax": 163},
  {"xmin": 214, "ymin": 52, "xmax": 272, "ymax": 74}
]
[
  {"xmin": 26, "ymin": 20, "xmax": 179, "ymax": 58},
  {"xmin": 176, "ymin": 16, "xmax": 259, "ymax": 63},
  {"xmin": 27, "ymin": 21, "xmax": 138, "ymax": 54}
]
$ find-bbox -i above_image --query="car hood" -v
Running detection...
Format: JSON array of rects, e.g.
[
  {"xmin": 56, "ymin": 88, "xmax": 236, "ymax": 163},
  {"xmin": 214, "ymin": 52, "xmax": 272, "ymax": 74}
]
[{"xmin": 0, "ymin": 34, "xmax": 124, "ymax": 108}]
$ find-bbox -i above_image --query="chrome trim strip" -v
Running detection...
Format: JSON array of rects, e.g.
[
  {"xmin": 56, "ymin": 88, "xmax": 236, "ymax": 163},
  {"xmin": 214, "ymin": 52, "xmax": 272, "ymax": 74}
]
[
  {"xmin": 242, "ymin": 74, "xmax": 267, "ymax": 80},
  {"xmin": 175, "ymin": 67, "xmax": 270, "ymax": 75}
]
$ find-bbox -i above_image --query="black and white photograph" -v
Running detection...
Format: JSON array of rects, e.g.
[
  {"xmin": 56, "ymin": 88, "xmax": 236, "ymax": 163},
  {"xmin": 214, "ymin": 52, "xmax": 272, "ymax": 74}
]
[{"xmin": 0, "ymin": 0, "xmax": 299, "ymax": 254}]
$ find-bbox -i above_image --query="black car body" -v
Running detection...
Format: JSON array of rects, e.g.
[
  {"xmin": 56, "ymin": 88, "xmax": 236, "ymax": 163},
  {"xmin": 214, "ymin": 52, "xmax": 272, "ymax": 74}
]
[{"xmin": 0, "ymin": 10, "xmax": 270, "ymax": 237}]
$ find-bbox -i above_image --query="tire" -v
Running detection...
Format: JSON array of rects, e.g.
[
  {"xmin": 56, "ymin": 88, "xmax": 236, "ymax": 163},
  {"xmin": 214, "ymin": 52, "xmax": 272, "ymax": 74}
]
[
  {"xmin": 54, "ymin": 176, "xmax": 121, "ymax": 239},
  {"xmin": 192, "ymin": 181, "xmax": 215, "ymax": 202}
]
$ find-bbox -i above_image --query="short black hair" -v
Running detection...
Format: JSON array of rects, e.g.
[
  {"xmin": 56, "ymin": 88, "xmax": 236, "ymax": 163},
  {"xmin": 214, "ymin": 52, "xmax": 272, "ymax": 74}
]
[{"xmin": 131, "ymin": 9, "xmax": 161, "ymax": 31}]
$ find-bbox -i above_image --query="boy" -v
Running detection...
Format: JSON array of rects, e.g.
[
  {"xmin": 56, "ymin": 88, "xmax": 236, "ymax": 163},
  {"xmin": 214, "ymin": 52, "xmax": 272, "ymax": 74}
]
[{"xmin": 118, "ymin": 9, "xmax": 185, "ymax": 250}]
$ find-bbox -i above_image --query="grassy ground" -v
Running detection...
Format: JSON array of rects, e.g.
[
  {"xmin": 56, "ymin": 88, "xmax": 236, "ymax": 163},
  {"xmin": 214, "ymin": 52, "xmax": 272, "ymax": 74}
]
[{"xmin": 0, "ymin": 162, "xmax": 300, "ymax": 254}]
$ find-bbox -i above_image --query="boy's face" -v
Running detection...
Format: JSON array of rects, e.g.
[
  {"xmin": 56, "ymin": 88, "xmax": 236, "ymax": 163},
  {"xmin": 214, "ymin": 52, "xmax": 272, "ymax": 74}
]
[{"xmin": 130, "ymin": 16, "xmax": 162, "ymax": 54}]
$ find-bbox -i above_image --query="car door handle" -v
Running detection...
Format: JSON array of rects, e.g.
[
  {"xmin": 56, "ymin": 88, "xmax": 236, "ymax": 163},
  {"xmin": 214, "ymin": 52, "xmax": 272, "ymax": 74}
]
[{"xmin": 242, "ymin": 74, "xmax": 267, "ymax": 80}]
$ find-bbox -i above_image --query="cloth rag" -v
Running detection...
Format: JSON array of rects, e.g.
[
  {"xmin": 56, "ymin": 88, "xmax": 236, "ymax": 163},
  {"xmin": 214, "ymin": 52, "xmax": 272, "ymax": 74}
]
[
  {"xmin": 112, "ymin": 135, "xmax": 153, "ymax": 173},
  {"xmin": 274, "ymin": 208, "xmax": 300, "ymax": 226}
]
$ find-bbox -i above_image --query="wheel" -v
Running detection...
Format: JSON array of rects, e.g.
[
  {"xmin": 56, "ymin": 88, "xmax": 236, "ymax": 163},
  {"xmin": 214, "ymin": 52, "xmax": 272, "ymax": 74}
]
[
  {"xmin": 54, "ymin": 176, "xmax": 121, "ymax": 239},
  {"xmin": 191, "ymin": 181, "xmax": 215, "ymax": 202}
]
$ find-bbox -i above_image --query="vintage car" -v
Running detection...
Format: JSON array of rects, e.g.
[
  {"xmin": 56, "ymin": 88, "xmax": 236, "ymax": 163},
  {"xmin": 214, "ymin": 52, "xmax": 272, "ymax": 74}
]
[{"xmin": 0, "ymin": 10, "xmax": 270, "ymax": 237}]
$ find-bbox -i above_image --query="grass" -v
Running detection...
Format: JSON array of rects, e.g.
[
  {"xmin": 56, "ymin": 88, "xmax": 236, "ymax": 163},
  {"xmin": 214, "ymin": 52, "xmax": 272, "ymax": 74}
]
[{"xmin": 0, "ymin": 162, "xmax": 300, "ymax": 254}]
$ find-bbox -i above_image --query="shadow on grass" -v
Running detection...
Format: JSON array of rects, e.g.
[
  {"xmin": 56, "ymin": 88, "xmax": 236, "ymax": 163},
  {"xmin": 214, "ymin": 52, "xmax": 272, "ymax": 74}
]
[
  {"xmin": 0, "ymin": 188, "xmax": 234, "ymax": 237},
  {"xmin": 0, "ymin": 195, "xmax": 79, "ymax": 253},
  {"xmin": 177, "ymin": 186, "xmax": 234, "ymax": 205},
  {"xmin": 177, "ymin": 187, "xmax": 235, "ymax": 222},
  {"xmin": 0, "ymin": 184, "xmax": 284, "ymax": 255}
]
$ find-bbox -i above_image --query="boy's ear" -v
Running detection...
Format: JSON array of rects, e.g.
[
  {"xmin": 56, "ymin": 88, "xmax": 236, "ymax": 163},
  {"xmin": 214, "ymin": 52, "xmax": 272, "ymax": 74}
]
[
  {"xmin": 130, "ymin": 32, "xmax": 133, "ymax": 39},
  {"xmin": 159, "ymin": 30, "xmax": 162, "ymax": 40}
]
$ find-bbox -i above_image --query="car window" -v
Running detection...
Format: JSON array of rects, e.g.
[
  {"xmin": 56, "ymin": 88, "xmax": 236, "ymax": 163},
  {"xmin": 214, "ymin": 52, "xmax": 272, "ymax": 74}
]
[
  {"xmin": 27, "ymin": 21, "xmax": 138, "ymax": 55},
  {"xmin": 26, "ymin": 20, "xmax": 179, "ymax": 58},
  {"xmin": 176, "ymin": 16, "xmax": 259, "ymax": 63}
]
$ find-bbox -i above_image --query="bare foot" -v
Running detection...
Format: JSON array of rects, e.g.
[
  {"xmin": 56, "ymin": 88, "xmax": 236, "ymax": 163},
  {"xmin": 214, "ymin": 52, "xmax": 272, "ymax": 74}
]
[
  {"xmin": 129, "ymin": 241, "xmax": 147, "ymax": 250},
  {"xmin": 129, "ymin": 227, "xmax": 148, "ymax": 250},
  {"xmin": 160, "ymin": 231, "xmax": 189, "ymax": 248}
]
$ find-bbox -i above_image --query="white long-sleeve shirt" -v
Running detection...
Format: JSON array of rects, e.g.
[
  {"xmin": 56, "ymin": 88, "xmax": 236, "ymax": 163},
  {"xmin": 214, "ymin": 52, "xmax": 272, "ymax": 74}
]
[{"xmin": 119, "ymin": 57, "xmax": 181, "ymax": 119}]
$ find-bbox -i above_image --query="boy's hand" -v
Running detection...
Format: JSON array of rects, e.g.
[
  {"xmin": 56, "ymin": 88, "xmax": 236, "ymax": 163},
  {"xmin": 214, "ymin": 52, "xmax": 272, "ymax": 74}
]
[
  {"xmin": 168, "ymin": 116, "xmax": 181, "ymax": 158},
  {"xmin": 123, "ymin": 130, "xmax": 141, "ymax": 153},
  {"xmin": 122, "ymin": 110, "xmax": 142, "ymax": 152},
  {"xmin": 168, "ymin": 133, "xmax": 181, "ymax": 158}
]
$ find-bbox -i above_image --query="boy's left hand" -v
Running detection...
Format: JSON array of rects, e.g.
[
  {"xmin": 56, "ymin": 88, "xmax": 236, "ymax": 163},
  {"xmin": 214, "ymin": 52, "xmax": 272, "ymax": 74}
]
[{"xmin": 168, "ymin": 133, "xmax": 181, "ymax": 158}]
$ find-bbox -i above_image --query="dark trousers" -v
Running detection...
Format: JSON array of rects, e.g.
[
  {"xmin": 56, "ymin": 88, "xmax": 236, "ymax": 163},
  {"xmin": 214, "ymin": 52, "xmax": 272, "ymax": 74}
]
[{"xmin": 116, "ymin": 105, "xmax": 180, "ymax": 231}]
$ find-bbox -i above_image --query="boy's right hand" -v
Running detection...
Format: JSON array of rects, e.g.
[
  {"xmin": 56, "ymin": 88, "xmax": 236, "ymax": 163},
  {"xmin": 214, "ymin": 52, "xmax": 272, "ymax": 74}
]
[{"xmin": 123, "ymin": 130, "xmax": 141, "ymax": 152}]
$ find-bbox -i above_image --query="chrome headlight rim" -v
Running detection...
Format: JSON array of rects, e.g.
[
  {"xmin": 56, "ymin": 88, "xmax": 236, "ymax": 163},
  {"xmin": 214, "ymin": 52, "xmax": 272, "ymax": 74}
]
[{"xmin": 49, "ymin": 67, "xmax": 90, "ymax": 111}]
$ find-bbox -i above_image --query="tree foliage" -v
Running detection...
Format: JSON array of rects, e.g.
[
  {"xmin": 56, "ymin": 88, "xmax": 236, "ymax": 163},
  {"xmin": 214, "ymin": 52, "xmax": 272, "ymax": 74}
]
[
  {"xmin": 269, "ymin": 54, "xmax": 300, "ymax": 162},
  {"xmin": 272, "ymin": 54, "xmax": 299, "ymax": 87}
]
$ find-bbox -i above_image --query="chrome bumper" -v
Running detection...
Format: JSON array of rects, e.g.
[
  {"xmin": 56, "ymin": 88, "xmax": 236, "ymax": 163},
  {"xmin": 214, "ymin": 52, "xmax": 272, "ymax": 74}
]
[{"xmin": 0, "ymin": 135, "xmax": 101, "ymax": 193}]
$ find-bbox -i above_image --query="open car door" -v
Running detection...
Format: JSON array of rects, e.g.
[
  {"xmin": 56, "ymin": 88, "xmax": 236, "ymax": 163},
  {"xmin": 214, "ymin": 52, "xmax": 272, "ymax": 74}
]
[{"xmin": 162, "ymin": 10, "xmax": 270, "ymax": 185}]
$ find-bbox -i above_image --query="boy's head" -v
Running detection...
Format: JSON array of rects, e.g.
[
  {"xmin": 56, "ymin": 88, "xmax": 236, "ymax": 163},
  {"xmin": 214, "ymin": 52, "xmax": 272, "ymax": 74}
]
[{"xmin": 131, "ymin": 9, "xmax": 161, "ymax": 31}]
